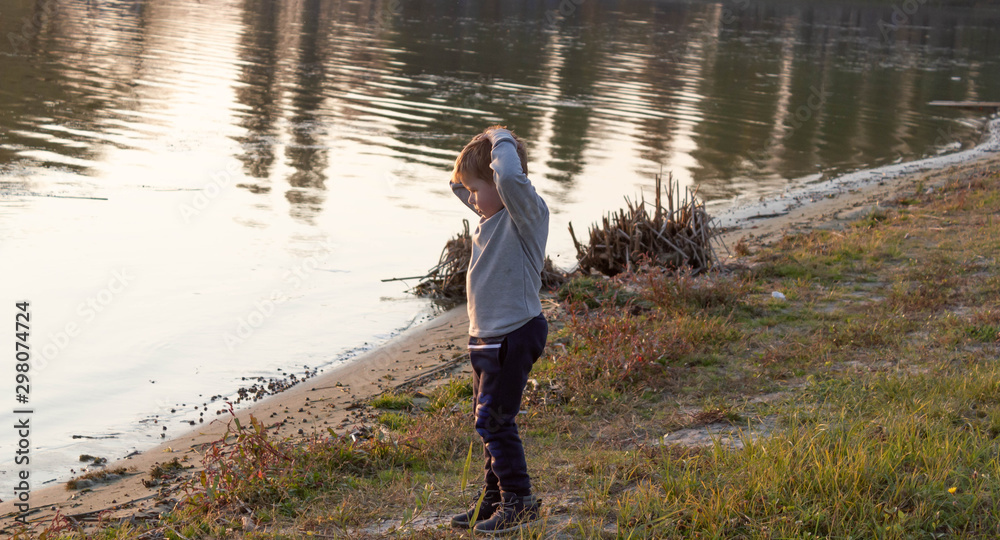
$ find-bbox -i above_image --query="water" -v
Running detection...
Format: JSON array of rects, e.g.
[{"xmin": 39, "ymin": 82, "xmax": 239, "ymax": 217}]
[{"xmin": 1, "ymin": 0, "xmax": 998, "ymax": 492}]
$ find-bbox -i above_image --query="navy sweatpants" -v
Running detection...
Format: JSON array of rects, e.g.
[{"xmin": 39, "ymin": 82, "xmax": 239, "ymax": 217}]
[{"xmin": 468, "ymin": 313, "xmax": 548, "ymax": 497}]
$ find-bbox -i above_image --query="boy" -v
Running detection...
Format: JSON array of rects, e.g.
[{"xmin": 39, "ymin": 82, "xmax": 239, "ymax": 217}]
[{"xmin": 448, "ymin": 126, "xmax": 549, "ymax": 534}]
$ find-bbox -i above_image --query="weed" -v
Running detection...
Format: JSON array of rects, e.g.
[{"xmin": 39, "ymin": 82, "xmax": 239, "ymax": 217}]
[
  {"xmin": 639, "ymin": 267, "xmax": 753, "ymax": 314},
  {"xmin": 425, "ymin": 378, "xmax": 473, "ymax": 413},
  {"xmin": 149, "ymin": 457, "xmax": 185, "ymax": 480},
  {"xmin": 557, "ymin": 275, "xmax": 638, "ymax": 309},
  {"xmin": 370, "ymin": 391, "xmax": 413, "ymax": 410},
  {"xmin": 855, "ymin": 206, "xmax": 889, "ymax": 229},
  {"xmin": 734, "ymin": 237, "xmax": 752, "ymax": 257},
  {"xmin": 184, "ymin": 414, "xmax": 294, "ymax": 508},
  {"xmin": 377, "ymin": 411, "xmax": 412, "ymax": 431}
]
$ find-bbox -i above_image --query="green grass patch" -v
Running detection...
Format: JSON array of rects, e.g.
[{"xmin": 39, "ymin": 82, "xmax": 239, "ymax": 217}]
[
  {"xmin": 557, "ymin": 275, "xmax": 640, "ymax": 309},
  {"xmin": 425, "ymin": 378, "xmax": 474, "ymax": 413},
  {"xmin": 377, "ymin": 411, "xmax": 412, "ymax": 431},
  {"xmin": 369, "ymin": 391, "xmax": 413, "ymax": 410}
]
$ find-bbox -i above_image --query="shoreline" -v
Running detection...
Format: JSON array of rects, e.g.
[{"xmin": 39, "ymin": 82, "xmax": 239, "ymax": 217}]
[
  {"xmin": 713, "ymin": 115, "xmax": 1000, "ymax": 230},
  {"xmin": 4, "ymin": 144, "xmax": 1000, "ymax": 532},
  {"xmin": 0, "ymin": 306, "xmax": 472, "ymax": 530}
]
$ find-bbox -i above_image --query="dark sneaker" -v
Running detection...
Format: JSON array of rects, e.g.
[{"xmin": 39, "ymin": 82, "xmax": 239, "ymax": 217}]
[
  {"xmin": 450, "ymin": 488, "xmax": 501, "ymax": 529},
  {"xmin": 473, "ymin": 492, "xmax": 542, "ymax": 535}
]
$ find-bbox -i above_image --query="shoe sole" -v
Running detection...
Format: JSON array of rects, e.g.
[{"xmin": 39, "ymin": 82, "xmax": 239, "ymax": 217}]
[
  {"xmin": 474, "ymin": 515, "xmax": 540, "ymax": 535},
  {"xmin": 451, "ymin": 518, "xmax": 488, "ymax": 529},
  {"xmin": 452, "ymin": 507, "xmax": 498, "ymax": 528}
]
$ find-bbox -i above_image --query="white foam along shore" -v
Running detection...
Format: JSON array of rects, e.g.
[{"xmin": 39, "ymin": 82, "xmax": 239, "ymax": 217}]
[{"xmin": 712, "ymin": 115, "xmax": 1000, "ymax": 228}]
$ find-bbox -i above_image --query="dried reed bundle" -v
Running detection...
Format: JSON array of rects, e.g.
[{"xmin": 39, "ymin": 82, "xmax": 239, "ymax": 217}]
[
  {"xmin": 568, "ymin": 173, "xmax": 718, "ymax": 276},
  {"xmin": 412, "ymin": 219, "xmax": 472, "ymax": 300},
  {"xmin": 409, "ymin": 220, "xmax": 568, "ymax": 302},
  {"xmin": 541, "ymin": 256, "xmax": 568, "ymax": 290}
]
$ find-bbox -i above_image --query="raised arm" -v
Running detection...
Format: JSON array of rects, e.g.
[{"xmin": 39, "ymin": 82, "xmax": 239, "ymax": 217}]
[
  {"xmin": 486, "ymin": 129, "xmax": 547, "ymax": 226},
  {"xmin": 450, "ymin": 179, "xmax": 478, "ymax": 214}
]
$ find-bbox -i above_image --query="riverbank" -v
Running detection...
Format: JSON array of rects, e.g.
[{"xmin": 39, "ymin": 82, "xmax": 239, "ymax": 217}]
[
  {"xmin": 3, "ymin": 150, "xmax": 1000, "ymax": 538},
  {"xmin": 0, "ymin": 308, "xmax": 473, "ymax": 533}
]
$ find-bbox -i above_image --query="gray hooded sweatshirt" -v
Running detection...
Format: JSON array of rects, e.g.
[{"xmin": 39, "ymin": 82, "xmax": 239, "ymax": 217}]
[{"xmin": 450, "ymin": 130, "xmax": 549, "ymax": 338}]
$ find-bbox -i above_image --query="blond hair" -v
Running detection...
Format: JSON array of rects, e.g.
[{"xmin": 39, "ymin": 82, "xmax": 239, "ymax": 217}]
[{"xmin": 453, "ymin": 125, "xmax": 528, "ymax": 183}]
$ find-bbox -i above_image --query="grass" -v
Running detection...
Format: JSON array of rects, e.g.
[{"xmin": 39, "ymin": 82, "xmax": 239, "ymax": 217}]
[
  {"xmin": 556, "ymin": 275, "xmax": 641, "ymax": 309},
  {"xmin": 378, "ymin": 411, "xmax": 413, "ymax": 431},
  {"xmin": 18, "ymin": 164, "xmax": 1000, "ymax": 538},
  {"xmin": 425, "ymin": 378, "xmax": 474, "ymax": 413},
  {"xmin": 600, "ymin": 365, "xmax": 1000, "ymax": 538},
  {"xmin": 370, "ymin": 392, "xmax": 414, "ymax": 410}
]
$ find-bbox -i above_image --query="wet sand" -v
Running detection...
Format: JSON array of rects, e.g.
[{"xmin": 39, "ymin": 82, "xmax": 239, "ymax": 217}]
[{"xmin": 3, "ymin": 150, "xmax": 1000, "ymax": 534}]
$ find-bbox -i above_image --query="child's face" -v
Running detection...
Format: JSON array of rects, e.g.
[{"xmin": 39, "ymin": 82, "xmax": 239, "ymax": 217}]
[{"xmin": 459, "ymin": 173, "xmax": 503, "ymax": 218}]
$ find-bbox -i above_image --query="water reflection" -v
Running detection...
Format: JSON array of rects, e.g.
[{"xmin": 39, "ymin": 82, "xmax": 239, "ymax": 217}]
[
  {"xmin": 233, "ymin": 0, "xmax": 281, "ymax": 185},
  {"xmin": 4, "ymin": 1, "xmax": 999, "ymax": 204},
  {"xmin": 284, "ymin": 0, "xmax": 329, "ymax": 223}
]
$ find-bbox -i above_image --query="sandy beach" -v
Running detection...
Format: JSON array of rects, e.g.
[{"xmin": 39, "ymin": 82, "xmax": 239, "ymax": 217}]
[{"xmin": 3, "ymin": 149, "xmax": 1000, "ymax": 534}]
